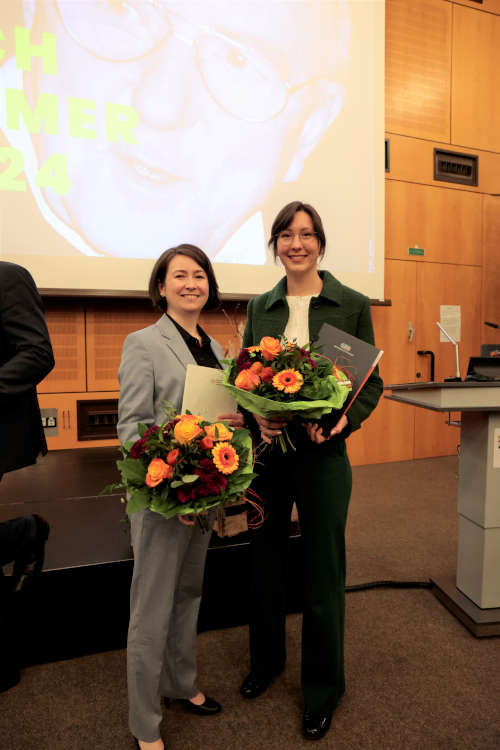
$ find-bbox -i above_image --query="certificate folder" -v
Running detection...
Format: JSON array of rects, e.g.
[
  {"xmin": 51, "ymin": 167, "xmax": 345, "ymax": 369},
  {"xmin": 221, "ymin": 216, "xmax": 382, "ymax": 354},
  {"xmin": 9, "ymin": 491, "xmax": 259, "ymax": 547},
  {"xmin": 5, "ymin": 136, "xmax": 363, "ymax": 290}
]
[
  {"xmin": 181, "ymin": 364, "xmax": 237, "ymax": 422},
  {"xmin": 317, "ymin": 323, "xmax": 383, "ymax": 414}
]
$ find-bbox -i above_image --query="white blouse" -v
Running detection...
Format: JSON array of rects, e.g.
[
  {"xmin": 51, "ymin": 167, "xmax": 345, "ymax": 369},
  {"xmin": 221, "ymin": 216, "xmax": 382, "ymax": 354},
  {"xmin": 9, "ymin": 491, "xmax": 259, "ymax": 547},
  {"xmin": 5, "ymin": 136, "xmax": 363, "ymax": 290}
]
[{"xmin": 284, "ymin": 295, "xmax": 312, "ymax": 347}]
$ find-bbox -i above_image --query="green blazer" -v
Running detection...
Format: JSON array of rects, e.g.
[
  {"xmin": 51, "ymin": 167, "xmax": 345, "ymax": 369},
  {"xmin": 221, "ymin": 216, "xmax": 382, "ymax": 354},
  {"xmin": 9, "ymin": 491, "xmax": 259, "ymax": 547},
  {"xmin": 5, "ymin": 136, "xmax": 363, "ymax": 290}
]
[{"xmin": 242, "ymin": 270, "xmax": 383, "ymax": 434}]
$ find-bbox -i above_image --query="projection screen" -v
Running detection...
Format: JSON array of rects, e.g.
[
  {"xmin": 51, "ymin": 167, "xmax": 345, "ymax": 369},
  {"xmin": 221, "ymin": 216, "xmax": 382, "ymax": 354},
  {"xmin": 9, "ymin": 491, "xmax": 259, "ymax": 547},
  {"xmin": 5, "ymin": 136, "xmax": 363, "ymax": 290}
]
[{"xmin": 0, "ymin": 0, "xmax": 385, "ymax": 299}]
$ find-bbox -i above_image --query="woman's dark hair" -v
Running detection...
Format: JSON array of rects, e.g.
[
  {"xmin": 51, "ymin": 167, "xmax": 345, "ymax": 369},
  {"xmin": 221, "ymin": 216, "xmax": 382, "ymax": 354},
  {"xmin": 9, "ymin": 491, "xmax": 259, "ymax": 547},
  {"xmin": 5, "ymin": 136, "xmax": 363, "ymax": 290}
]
[
  {"xmin": 268, "ymin": 201, "xmax": 326, "ymax": 259},
  {"xmin": 148, "ymin": 244, "xmax": 220, "ymax": 311}
]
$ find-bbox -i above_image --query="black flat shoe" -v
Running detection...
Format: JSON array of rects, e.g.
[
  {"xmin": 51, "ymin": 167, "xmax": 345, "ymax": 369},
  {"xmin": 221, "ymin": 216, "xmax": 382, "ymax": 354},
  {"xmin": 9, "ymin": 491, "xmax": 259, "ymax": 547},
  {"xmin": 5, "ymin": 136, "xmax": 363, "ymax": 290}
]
[
  {"xmin": 240, "ymin": 670, "xmax": 281, "ymax": 699},
  {"xmin": 302, "ymin": 711, "xmax": 333, "ymax": 740},
  {"xmin": 179, "ymin": 695, "xmax": 222, "ymax": 716},
  {"xmin": 12, "ymin": 514, "xmax": 50, "ymax": 591}
]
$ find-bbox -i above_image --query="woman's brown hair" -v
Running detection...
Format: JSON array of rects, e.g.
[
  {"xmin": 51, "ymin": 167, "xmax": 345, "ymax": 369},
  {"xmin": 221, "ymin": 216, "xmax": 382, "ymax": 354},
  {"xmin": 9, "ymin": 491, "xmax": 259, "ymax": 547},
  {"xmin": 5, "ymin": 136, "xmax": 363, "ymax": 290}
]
[
  {"xmin": 268, "ymin": 201, "xmax": 326, "ymax": 259},
  {"xmin": 148, "ymin": 244, "xmax": 219, "ymax": 311}
]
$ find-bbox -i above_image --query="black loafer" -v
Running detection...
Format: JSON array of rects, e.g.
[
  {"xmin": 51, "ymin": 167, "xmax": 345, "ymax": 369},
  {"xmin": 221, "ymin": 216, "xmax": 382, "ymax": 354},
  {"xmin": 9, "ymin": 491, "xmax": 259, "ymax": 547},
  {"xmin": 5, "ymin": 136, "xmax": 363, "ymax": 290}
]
[
  {"xmin": 12, "ymin": 514, "xmax": 50, "ymax": 591},
  {"xmin": 179, "ymin": 695, "xmax": 221, "ymax": 716},
  {"xmin": 302, "ymin": 711, "xmax": 333, "ymax": 740},
  {"xmin": 240, "ymin": 671, "xmax": 280, "ymax": 699}
]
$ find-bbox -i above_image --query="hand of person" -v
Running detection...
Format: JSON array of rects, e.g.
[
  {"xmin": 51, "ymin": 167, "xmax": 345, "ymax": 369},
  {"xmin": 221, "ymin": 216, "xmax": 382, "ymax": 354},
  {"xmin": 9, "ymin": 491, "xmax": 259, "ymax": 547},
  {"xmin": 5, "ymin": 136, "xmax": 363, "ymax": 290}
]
[
  {"xmin": 216, "ymin": 412, "xmax": 245, "ymax": 429},
  {"xmin": 304, "ymin": 414, "xmax": 349, "ymax": 444},
  {"xmin": 253, "ymin": 413, "xmax": 288, "ymax": 444}
]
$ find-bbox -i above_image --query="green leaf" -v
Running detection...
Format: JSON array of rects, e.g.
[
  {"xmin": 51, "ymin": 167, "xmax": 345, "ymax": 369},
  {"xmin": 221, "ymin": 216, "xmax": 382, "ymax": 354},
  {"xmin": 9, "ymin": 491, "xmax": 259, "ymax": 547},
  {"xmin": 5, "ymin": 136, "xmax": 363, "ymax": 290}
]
[
  {"xmin": 126, "ymin": 487, "xmax": 150, "ymax": 514},
  {"xmin": 100, "ymin": 482, "xmax": 125, "ymax": 495},
  {"xmin": 180, "ymin": 474, "xmax": 199, "ymax": 484},
  {"xmin": 117, "ymin": 457, "xmax": 147, "ymax": 484}
]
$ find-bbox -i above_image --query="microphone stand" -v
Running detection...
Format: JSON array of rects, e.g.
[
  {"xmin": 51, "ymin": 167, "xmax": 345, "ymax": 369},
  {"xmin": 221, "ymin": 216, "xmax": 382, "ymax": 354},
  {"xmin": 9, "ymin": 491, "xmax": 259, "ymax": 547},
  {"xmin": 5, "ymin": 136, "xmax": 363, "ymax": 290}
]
[{"xmin": 436, "ymin": 322, "xmax": 461, "ymax": 381}]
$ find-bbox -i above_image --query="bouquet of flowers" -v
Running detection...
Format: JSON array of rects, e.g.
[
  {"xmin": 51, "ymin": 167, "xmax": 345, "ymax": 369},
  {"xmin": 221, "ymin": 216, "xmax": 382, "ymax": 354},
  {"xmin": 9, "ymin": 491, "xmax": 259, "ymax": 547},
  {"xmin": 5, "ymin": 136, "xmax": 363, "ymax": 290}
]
[
  {"xmin": 222, "ymin": 336, "xmax": 351, "ymax": 449},
  {"xmin": 105, "ymin": 404, "xmax": 256, "ymax": 525}
]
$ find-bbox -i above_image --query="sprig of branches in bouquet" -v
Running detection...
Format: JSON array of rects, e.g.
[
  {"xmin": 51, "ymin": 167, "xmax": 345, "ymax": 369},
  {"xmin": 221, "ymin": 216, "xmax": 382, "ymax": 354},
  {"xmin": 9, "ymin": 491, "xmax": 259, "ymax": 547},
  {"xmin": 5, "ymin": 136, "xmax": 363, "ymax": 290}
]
[
  {"xmin": 102, "ymin": 402, "xmax": 257, "ymax": 530},
  {"xmin": 222, "ymin": 336, "xmax": 351, "ymax": 451}
]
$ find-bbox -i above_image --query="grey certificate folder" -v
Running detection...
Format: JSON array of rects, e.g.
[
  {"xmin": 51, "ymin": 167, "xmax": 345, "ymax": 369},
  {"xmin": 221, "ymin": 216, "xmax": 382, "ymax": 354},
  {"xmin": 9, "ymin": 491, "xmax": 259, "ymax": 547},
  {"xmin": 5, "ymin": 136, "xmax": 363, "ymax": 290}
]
[{"xmin": 316, "ymin": 323, "xmax": 383, "ymax": 413}]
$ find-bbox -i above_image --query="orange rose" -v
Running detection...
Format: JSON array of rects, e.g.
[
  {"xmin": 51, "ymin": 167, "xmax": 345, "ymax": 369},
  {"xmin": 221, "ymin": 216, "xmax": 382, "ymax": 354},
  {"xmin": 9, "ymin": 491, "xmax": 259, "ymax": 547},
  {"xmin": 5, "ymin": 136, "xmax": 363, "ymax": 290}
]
[
  {"xmin": 235, "ymin": 368, "xmax": 261, "ymax": 391},
  {"xmin": 175, "ymin": 414, "xmax": 202, "ymax": 423},
  {"xmin": 200, "ymin": 436, "xmax": 214, "ymax": 450},
  {"xmin": 174, "ymin": 419, "xmax": 203, "ymax": 444},
  {"xmin": 145, "ymin": 457, "xmax": 171, "ymax": 488},
  {"xmin": 204, "ymin": 423, "xmax": 233, "ymax": 441},
  {"xmin": 250, "ymin": 361, "xmax": 263, "ymax": 375},
  {"xmin": 260, "ymin": 366, "xmax": 274, "ymax": 382},
  {"xmin": 260, "ymin": 336, "xmax": 282, "ymax": 360},
  {"xmin": 166, "ymin": 448, "xmax": 180, "ymax": 465}
]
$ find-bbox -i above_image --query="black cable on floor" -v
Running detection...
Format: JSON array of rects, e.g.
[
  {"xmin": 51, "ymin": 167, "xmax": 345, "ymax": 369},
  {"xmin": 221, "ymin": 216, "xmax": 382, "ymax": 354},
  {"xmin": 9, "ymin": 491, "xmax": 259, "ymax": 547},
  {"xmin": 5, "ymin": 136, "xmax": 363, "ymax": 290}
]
[{"xmin": 346, "ymin": 579, "xmax": 432, "ymax": 592}]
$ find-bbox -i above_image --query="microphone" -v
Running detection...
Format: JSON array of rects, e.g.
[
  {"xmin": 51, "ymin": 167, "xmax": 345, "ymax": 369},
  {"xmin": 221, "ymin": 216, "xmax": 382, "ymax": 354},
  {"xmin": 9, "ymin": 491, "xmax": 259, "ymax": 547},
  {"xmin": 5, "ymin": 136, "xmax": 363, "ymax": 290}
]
[
  {"xmin": 436, "ymin": 322, "xmax": 461, "ymax": 381},
  {"xmin": 485, "ymin": 321, "xmax": 499, "ymax": 329},
  {"xmin": 311, "ymin": 298, "xmax": 320, "ymax": 309}
]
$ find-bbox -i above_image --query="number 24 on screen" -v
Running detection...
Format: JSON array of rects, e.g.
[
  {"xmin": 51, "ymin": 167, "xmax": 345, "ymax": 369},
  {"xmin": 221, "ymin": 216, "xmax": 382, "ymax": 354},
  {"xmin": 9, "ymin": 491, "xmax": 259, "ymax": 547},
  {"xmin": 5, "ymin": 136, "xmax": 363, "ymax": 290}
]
[{"xmin": 0, "ymin": 147, "xmax": 71, "ymax": 195}]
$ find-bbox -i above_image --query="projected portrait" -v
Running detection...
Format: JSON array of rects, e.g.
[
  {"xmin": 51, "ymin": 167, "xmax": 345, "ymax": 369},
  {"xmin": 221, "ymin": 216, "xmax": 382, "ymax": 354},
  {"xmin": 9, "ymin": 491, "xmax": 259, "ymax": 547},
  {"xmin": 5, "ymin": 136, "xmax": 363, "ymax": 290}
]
[{"xmin": 0, "ymin": 1, "xmax": 350, "ymax": 262}]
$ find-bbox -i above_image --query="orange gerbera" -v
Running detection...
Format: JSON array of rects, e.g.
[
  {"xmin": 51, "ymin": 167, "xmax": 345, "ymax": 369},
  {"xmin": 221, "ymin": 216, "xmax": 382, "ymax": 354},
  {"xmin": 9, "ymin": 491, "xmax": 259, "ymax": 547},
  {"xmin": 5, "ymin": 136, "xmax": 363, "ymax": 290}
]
[
  {"xmin": 211, "ymin": 442, "xmax": 239, "ymax": 475},
  {"xmin": 247, "ymin": 345, "xmax": 261, "ymax": 353},
  {"xmin": 205, "ymin": 422, "xmax": 233, "ymax": 441},
  {"xmin": 272, "ymin": 368, "xmax": 304, "ymax": 394}
]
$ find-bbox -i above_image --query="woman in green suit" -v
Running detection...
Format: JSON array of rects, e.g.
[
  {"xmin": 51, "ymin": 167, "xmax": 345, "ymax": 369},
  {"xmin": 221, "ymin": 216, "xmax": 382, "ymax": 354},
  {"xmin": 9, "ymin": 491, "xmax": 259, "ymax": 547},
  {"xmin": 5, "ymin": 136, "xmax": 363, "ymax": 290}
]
[{"xmin": 240, "ymin": 201, "xmax": 383, "ymax": 740}]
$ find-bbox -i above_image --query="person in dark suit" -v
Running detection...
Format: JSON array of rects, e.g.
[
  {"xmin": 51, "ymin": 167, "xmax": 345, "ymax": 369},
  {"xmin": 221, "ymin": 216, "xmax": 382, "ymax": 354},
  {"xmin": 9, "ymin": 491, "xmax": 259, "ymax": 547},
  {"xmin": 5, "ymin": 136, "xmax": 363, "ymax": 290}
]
[
  {"xmin": 239, "ymin": 202, "xmax": 383, "ymax": 740},
  {"xmin": 0, "ymin": 260, "xmax": 54, "ymax": 691},
  {"xmin": 118, "ymin": 244, "xmax": 243, "ymax": 750},
  {"xmin": 0, "ymin": 261, "xmax": 55, "ymax": 477}
]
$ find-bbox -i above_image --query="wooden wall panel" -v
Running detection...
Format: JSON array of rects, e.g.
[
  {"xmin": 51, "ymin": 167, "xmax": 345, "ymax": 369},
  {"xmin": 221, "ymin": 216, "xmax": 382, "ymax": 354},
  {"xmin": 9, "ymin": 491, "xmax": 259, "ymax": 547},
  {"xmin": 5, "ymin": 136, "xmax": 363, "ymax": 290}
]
[
  {"xmin": 387, "ymin": 181, "xmax": 482, "ymax": 265},
  {"xmin": 348, "ymin": 260, "xmax": 416, "ymax": 466},
  {"xmin": 413, "ymin": 262, "xmax": 482, "ymax": 458},
  {"xmin": 386, "ymin": 0, "xmax": 451, "ymax": 141},
  {"xmin": 451, "ymin": 0, "xmax": 500, "ymax": 15},
  {"xmin": 386, "ymin": 134, "xmax": 500, "ymax": 194},
  {"xmin": 38, "ymin": 301, "xmax": 86, "ymax": 393},
  {"xmin": 482, "ymin": 195, "xmax": 500, "ymax": 342},
  {"xmin": 86, "ymin": 300, "xmax": 159, "ymax": 392},
  {"xmin": 452, "ymin": 4, "xmax": 500, "ymax": 152}
]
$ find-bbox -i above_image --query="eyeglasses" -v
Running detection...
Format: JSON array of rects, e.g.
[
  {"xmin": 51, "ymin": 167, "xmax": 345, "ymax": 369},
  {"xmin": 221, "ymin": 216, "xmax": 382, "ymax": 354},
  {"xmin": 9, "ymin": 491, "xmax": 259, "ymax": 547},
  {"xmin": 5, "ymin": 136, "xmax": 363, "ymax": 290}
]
[
  {"xmin": 55, "ymin": 1, "xmax": 327, "ymax": 123},
  {"xmin": 276, "ymin": 230, "xmax": 319, "ymax": 247}
]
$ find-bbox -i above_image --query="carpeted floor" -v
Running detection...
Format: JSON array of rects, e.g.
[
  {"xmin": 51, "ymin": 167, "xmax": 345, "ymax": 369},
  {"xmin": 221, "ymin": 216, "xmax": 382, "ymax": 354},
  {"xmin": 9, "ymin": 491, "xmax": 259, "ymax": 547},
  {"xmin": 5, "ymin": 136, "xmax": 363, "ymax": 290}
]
[{"xmin": 1, "ymin": 456, "xmax": 499, "ymax": 750}]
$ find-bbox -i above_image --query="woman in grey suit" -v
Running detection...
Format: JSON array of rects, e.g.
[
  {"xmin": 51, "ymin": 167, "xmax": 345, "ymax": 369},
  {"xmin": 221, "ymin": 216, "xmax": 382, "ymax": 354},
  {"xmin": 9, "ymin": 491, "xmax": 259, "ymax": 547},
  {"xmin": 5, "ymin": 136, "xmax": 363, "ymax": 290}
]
[{"xmin": 118, "ymin": 244, "xmax": 243, "ymax": 750}]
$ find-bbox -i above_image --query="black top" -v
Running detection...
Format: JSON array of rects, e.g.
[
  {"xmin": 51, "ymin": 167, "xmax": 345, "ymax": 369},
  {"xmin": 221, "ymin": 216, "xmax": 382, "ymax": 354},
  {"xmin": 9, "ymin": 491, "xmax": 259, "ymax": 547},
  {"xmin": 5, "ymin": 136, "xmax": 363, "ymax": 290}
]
[{"xmin": 167, "ymin": 314, "xmax": 221, "ymax": 370}]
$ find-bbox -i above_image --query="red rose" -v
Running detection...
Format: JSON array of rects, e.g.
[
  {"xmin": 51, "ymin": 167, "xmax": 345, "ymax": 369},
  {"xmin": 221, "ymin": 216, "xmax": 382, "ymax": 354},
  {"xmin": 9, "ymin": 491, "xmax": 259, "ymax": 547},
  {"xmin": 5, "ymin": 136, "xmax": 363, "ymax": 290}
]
[
  {"xmin": 260, "ymin": 366, "xmax": 274, "ymax": 383},
  {"xmin": 143, "ymin": 425, "xmax": 159, "ymax": 438}
]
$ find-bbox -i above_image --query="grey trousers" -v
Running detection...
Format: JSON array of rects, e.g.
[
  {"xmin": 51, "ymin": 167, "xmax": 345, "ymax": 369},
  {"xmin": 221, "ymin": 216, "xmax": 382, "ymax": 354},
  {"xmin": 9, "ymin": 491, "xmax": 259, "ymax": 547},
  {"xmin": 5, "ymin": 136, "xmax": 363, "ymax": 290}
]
[{"xmin": 127, "ymin": 509, "xmax": 213, "ymax": 742}]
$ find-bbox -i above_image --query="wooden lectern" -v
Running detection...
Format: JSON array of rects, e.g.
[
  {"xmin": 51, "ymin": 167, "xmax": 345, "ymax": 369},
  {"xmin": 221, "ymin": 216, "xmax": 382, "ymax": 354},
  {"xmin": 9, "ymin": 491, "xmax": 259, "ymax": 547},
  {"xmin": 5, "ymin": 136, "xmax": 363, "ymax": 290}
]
[{"xmin": 385, "ymin": 381, "xmax": 500, "ymax": 637}]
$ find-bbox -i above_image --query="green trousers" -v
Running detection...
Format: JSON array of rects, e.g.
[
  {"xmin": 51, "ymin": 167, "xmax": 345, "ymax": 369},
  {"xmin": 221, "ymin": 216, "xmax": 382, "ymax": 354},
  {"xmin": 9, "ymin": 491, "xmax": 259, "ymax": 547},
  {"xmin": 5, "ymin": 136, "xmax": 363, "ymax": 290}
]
[{"xmin": 248, "ymin": 439, "xmax": 352, "ymax": 714}]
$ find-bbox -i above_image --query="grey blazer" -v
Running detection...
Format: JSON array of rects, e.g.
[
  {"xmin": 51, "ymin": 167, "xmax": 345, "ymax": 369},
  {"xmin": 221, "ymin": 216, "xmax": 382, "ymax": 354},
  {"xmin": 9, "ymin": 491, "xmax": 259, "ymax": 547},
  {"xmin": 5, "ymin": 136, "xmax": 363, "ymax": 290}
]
[{"xmin": 117, "ymin": 314, "xmax": 224, "ymax": 445}]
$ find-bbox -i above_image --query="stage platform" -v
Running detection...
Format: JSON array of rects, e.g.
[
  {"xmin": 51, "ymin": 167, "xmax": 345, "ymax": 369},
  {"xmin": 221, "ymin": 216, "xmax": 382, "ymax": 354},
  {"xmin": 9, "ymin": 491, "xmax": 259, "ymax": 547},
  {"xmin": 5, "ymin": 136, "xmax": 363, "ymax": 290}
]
[{"xmin": 0, "ymin": 449, "xmax": 303, "ymax": 665}]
